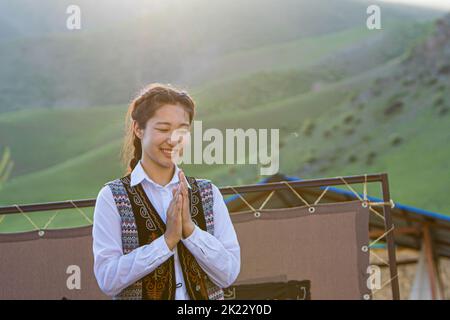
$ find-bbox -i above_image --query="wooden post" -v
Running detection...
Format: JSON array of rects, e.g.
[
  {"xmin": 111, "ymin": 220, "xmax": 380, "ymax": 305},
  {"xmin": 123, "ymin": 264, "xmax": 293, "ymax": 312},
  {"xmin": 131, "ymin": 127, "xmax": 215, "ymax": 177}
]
[
  {"xmin": 423, "ymin": 224, "xmax": 438, "ymax": 300},
  {"xmin": 435, "ymin": 254, "xmax": 446, "ymax": 300},
  {"xmin": 380, "ymin": 173, "xmax": 400, "ymax": 300}
]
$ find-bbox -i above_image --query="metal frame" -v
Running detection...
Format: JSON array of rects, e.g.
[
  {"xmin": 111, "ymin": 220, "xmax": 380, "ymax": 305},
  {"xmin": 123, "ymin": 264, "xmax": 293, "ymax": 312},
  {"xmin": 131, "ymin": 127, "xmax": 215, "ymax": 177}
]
[{"xmin": 0, "ymin": 172, "xmax": 400, "ymax": 300}]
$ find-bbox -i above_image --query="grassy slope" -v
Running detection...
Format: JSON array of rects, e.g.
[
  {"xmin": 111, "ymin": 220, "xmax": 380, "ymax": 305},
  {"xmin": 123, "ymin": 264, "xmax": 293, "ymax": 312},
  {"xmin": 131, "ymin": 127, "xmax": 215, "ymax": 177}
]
[
  {"xmin": 1, "ymin": 21, "xmax": 449, "ymax": 232},
  {"xmin": 3, "ymin": 64, "xmax": 448, "ymax": 231},
  {"xmin": 0, "ymin": 105, "xmax": 125, "ymax": 177},
  {"xmin": 1, "ymin": 25, "xmax": 374, "ymax": 196},
  {"xmin": 0, "ymin": 0, "xmax": 386, "ymax": 112},
  {"xmin": 189, "ymin": 26, "xmax": 373, "ymax": 87}
]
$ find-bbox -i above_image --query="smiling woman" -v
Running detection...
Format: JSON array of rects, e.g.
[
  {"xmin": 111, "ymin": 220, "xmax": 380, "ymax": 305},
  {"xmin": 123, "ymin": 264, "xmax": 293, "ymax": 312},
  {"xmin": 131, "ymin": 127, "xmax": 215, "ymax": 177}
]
[{"xmin": 92, "ymin": 83, "xmax": 241, "ymax": 300}]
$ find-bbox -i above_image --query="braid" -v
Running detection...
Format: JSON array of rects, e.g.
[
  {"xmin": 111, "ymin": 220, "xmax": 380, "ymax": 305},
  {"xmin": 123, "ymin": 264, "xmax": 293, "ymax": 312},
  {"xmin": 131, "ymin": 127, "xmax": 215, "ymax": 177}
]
[{"xmin": 129, "ymin": 134, "xmax": 142, "ymax": 171}]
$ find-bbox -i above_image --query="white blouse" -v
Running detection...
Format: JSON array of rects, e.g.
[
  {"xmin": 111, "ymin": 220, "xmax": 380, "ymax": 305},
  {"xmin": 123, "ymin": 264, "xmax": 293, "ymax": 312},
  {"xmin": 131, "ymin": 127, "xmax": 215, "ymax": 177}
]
[{"xmin": 92, "ymin": 161, "xmax": 241, "ymax": 299}]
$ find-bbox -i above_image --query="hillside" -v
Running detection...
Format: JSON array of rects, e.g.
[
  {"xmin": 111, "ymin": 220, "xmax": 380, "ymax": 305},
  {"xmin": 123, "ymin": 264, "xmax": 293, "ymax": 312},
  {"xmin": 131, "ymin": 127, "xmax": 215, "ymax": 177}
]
[
  {"xmin": 0, "ymin": 4, "xmax": 449, "ymax": 232},
  {"xmin": 0, "ymin": 0, "xmax": 441, "ymax": 112}
]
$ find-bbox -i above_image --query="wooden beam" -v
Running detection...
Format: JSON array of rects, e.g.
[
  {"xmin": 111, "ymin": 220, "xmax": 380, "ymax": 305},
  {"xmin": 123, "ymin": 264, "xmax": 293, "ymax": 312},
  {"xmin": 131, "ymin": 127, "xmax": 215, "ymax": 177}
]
[
  {"xmin": 390, "ymin": 214, "xmax": 450, "ymax": 232},
  {"xmin": 381, "ymin": 173, "xmax": 400, "ymax": 300},
  {"xmin": 423, "ymin": 224, "xmax": 438, "ymax": 300},
  {"xmin": 373, "ymin": 258, "xmax": 418, "ymax": 267},
  {"xmin": 435, "ymin": 256, "xmax": 446, "ymax": 300},
  {"xmin": 370, "ymin": 226, "xmax": 421, "ymax": 239},
  {"xmin": 0, "ymin": 173, "xmax": 386, "ymax": 215}
]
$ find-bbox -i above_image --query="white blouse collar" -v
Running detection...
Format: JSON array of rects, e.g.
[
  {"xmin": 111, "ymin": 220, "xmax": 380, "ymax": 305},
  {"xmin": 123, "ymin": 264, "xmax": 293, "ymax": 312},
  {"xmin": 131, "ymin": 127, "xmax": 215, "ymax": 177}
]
[{"xmin": 130, "ymin": 160, "xmax": 191, "ymax": 189}]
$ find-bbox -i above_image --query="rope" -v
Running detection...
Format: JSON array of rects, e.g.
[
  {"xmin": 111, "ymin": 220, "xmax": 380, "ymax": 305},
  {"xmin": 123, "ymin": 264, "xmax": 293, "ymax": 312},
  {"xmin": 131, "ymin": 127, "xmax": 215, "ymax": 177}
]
[
  {"xmin": 258, "ymin": 190, "xmax": 275, "ymax": 210},
  {"xmin": 370, "ymin": 250, "xmax": 389, "ymax": 267},
  {"xmin": 370, "ymin": 225, "xmax": 394, "ymax": 248},
  {"xmin": 43, "ymin": 210, "xmax": 60, "ymax": 229},
  {"xmin": 337, "ymin": 176, "xmax": 363, "ymax": 201},
  {"xmin": 371, "ymin": 274, "xmax": 399, "ymax": 297},
  {"xmin": 69, "ymin": 200, "xmax": 93, "ymax": 224},
  {"xmin": 369, "ymin": 199, "xmax": 395, "ymax": 209},
  {"xmin": 369, "ymin": 206, "xmax": 386, "ymax": 221},
  {"xmin": 338, "ymin": 176, "xmax": 391, "ymax": 221},
  {"xmin": 314, "ymin": 186, "xmax": 329, "ymax": 205},
  {"xmin": 14, "ymin": 204, "xmax": 40, "ymax": 230},
  {"xmin": 2, "ymin": 201, "xmax": 91, "ymax": 232},
  {"xmin": 282, "ymin": 181, "xmax": 311, "ymax": 208},
  {"xmin": 340, "ymin": 175, "xmax": 395, "ymax": 209},
  {"xmin": 228, "ymin": 186, "xmax": 258, "ymax": 214}
]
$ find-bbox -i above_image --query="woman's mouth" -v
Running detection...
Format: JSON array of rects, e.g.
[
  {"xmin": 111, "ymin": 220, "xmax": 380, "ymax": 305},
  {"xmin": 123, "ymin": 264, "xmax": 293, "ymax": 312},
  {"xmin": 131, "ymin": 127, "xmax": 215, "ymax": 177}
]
[{"xmin": 161, "ymin": 148, "xmax": 175, "ymax": 159}]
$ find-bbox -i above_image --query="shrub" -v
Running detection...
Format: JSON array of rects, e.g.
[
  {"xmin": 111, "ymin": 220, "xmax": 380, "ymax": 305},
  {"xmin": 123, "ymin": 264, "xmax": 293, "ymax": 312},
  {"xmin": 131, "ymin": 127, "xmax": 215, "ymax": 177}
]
[
  {"xmin": 302, "ymin": 118, "xmax": 315, "ymax": 137},
  {"xmin": 366, "ymin": 151, "xmax": 377, "ymax": 166},
  {"xmin": 384, "ymin": 101, "xmax": 404, "ymax": 117},
  {"xmin": 389, "ymin": 134, "xmax": 403, "ymax": 147},
  {"xmin": 348, "ymin": 154, "xmax": 357, "ymax": 163}
]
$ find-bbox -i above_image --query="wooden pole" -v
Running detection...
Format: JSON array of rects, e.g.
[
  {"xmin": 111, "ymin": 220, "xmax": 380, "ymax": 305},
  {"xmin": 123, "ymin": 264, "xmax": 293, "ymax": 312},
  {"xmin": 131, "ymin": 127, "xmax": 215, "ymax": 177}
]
[
  {"xmin": 423, "ymin": 224, "xmax": 438, "ymax": 300},
  {"xmin": 380, "ymin": 173, "xmax": 400, "ymax": 300}
]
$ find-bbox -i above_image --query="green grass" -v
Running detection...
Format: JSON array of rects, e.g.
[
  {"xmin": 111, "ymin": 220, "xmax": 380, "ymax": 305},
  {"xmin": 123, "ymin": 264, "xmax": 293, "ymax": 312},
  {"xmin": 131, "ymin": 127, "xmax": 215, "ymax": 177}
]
[
  {"xmin": 1, "ymin": 20, "xmax": 449, "ymax": 233},
  {"xmin": 191, "ymin": 26, "xmax": 374, "ymax": 86},
  {"xmin": 0, "ymin": 105, "xmax": 126, "ymax": 178}
]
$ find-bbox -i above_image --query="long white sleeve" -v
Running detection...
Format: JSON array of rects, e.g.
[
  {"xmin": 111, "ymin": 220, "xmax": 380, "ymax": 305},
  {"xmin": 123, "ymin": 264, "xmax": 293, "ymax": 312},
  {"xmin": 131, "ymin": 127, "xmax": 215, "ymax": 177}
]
[
  {"xmin": 92, "ymin": 186, "xmax": 175, "ymax": 297},
  {"xmin": 181, "ymin": 183, "xmax": 241, "ymax": 288}
]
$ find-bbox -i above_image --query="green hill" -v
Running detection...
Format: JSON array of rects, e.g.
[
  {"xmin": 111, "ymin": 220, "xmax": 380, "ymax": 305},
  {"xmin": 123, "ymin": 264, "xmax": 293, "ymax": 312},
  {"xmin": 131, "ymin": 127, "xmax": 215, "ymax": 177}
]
[
  {"xmin": 1, "ymin": 6, "xmax": 449, "ymax": 232},
  {"xmin": 0, "ymin": 0, "xmax": 441, "ymax": 112},
  {"xmin": 0, "ymin": 106, "xmax": 125, "ymax": 177}
]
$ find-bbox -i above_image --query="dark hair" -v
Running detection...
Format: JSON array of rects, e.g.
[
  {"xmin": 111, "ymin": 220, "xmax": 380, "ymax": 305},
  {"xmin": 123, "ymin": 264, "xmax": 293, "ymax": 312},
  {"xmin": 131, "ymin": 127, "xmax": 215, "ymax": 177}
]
[{"xmin": 121, "ymin": 83, "xmax": 195, "ymax": 174}]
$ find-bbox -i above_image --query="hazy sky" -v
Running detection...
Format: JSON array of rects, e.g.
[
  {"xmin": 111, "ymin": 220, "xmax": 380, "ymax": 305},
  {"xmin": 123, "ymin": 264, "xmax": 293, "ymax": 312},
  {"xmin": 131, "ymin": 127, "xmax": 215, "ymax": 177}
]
[{"xmin": 379, "ymin": 0, "xmax": 450, "ymax": 10}]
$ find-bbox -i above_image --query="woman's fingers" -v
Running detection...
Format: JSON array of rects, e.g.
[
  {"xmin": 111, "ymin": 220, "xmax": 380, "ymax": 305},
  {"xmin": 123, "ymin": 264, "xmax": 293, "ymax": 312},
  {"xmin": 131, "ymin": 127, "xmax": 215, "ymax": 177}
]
[
  {"xmin": 179, "ymin": 171, "xmax": 190, "ymax": 212},
  {"xmin": 176, "ymin": 192, "xmax": 183, "ymax": 220},
  {"xmin": 168, "ymin": 187, "xmax": 177, "ymax": 208},
  {"xmin": 167, "ymin": 171, "xmax": 190, "ymax": 225},
  {"xmin": 178, "ymin": 171, "xmax": 189, "ymax": 193},
  {"xmin": 179, "ymin": 179, "xmax": 191, "ymax": 226},
  {"xmin": 172, "ymin": 184, "xmax": 181, "ymax": 203},
  {"xmin": 172, "ymin": 185, "xmax": 177, "ymax": 197},
  {"xmin": 167, "ymin": 184, "xmax": 181, "ymax": 220},
  {"xmin": 182, "ymin": 186, "xmax": 189, "ymax": 214}
]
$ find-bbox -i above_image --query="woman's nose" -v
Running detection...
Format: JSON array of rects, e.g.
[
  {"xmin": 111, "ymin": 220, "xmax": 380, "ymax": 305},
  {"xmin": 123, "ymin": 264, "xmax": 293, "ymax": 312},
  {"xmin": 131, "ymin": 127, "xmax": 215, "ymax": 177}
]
[
  {"xmin": 167, "ymin": 136, "xmax": 180, "ymax": 147},
  {"xmin": 168, "ymin": 130, "xmax": 185, "ymax": 146}
]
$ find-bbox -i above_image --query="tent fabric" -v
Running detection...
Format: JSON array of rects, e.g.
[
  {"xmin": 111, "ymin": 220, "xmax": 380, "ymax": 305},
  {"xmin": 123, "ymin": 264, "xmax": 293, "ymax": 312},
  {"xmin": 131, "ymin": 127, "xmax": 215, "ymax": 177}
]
[
  {"xmin": 229, "ymin": 200, "xmax": 370, "ymax": 299},
  {"xmin": 0, "ymin": 189, "xmax": 371, "ymax": 299},
  {"xmin": 260, "ymin": 174, "xmax": 450, "ymax": 259},
  {"xmin": 0, "ymin": 226, "xmax": 107, "ymax": 299}
]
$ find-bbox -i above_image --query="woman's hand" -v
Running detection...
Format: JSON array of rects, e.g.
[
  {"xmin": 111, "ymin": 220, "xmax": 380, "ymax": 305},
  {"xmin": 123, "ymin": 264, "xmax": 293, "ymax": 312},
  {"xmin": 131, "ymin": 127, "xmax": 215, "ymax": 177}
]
[
  {"xmin": 164, "ymin": 184, "xmax": 183, "ymax": 251},
  {"xmin": 179, "ymin": 170, "xmax": 196, "ymax": 239}
]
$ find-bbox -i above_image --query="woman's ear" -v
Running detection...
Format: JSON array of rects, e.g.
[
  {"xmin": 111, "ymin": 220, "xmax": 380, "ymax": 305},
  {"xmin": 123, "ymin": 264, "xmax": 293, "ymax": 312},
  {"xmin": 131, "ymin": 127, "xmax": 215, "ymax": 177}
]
[{"xmin": 132, "ymin": 120, "xmax": 143, "ymax": 139}]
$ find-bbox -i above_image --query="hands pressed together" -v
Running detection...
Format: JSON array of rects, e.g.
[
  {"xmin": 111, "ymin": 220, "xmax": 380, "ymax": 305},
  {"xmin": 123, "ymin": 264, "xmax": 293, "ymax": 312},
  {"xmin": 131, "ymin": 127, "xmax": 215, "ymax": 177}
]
[{"xmin": 164, "ymin": 170, "xmax": 196, "ymax": 251}]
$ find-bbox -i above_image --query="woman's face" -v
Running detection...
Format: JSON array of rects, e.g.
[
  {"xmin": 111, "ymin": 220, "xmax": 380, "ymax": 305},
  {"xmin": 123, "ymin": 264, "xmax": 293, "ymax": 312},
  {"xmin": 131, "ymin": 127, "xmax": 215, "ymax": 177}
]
[{"xmin": 135, "ymin": 103, "xmax": 191, "ymax": 169}]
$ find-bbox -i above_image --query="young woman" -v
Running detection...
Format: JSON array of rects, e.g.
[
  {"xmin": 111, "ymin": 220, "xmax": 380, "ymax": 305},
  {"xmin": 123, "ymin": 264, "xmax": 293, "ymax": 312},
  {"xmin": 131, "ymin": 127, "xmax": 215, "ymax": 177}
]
[{"xmin": 92, "ymin": 83, "xmax": 241, "ymax": 300}]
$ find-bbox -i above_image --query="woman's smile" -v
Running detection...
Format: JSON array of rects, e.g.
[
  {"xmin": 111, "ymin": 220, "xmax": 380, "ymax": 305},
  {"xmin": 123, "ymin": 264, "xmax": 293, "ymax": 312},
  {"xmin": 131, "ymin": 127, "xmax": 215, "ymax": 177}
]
[{"xmin": 160, "ymin": 147, "xmax": 176, "ymax": 159}]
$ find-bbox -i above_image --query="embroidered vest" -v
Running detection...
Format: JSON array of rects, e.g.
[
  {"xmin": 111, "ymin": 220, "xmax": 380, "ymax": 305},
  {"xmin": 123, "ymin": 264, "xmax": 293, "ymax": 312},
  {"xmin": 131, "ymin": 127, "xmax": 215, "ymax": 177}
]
[{"xmin": 105, "ymin": 174, "xmax": 224, "ymax": 300}]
